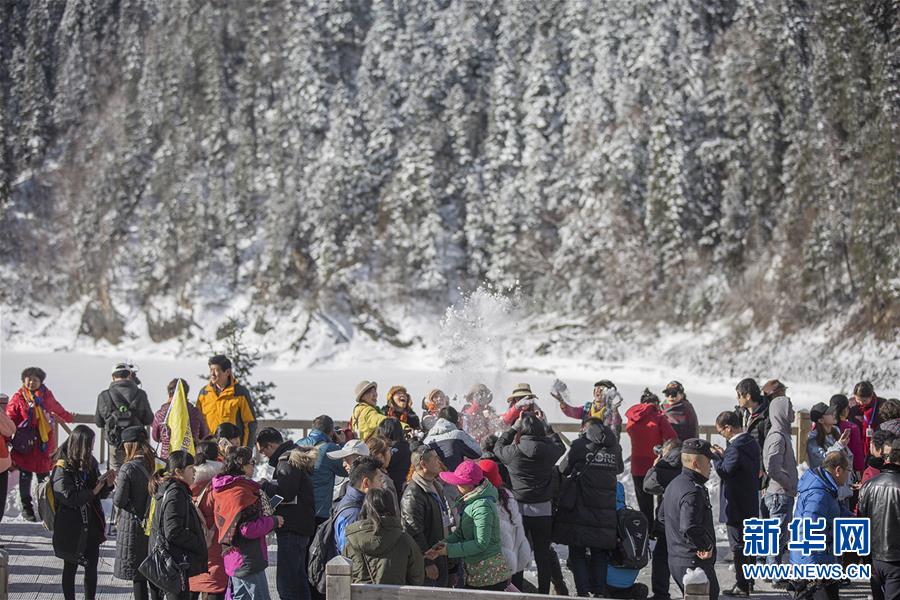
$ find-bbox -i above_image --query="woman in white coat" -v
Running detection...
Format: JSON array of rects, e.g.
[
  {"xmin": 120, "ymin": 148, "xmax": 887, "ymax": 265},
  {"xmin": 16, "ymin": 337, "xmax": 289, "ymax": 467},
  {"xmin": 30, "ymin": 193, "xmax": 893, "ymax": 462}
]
[{"xmin": 480, "ymin": 459, "xmax": 532, "ymax": 590}]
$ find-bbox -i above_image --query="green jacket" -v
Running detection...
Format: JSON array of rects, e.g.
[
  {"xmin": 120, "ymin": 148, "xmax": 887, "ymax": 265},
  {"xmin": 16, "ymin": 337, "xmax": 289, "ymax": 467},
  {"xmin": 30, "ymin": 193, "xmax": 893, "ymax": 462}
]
[
  {"xmin": 343, "ymin": 517, "xmax": 425, "ymax": 586},
  {"xmin": 445, "ymin": 479, "xmax": 503, "ymax": 564}
]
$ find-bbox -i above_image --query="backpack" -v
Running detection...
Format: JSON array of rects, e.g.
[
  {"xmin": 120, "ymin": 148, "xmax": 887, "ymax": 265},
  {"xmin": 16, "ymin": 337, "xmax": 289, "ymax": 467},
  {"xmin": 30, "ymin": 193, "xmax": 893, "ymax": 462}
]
[
  {"xmin": 308, "ymin": 507, "xmax": 350, "ymax": 594},
  {"xmin": 102, "ymin": 389, "xmax": 136, "ymax": 447},
  {"xmin": 611, "ymin": 507, "xmax": 650, "ymax": 570},
  {"xmin": 36, "ymin": 462, "xmax": 64, "ymax": 532},
  {"xmin": 11, "ymin": 417, "xmax": 38, "ymax": 454}
]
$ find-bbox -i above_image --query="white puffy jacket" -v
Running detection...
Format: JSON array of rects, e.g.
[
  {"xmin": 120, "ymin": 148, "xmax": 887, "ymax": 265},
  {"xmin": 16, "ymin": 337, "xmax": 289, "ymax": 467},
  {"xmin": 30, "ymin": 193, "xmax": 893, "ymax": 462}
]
[{"xmin": 498, "ymin": 490, "xmax": 532, "ymax": 574}]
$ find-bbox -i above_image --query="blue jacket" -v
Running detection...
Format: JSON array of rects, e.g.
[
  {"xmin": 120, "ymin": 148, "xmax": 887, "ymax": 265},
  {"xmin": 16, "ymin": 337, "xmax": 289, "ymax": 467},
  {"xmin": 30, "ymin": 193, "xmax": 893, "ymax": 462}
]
[
  {"xmin": 607, "ymin": 481, "xmax": 640, "ymax": 590},
  {"xmin": 713, "ymin": 433, "xmax": 761, "ymax": 525},
  {"xmin": 334, "ymin": 485, "xmax": 366, "ymax": 553},
  {"xmin": 790, "ymin": 467, "xmax": 852, "ymax": 566},
  {"xmin": 296, "ymin": 429, "xmax": 347, "ymax": 519}
]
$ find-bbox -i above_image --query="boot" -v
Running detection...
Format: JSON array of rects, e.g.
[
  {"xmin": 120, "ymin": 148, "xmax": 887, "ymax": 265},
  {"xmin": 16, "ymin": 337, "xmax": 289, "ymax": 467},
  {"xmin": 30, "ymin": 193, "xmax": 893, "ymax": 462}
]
[{"xmin": 22, "ymin": 503, "xmax": 37, "ymax": 522}]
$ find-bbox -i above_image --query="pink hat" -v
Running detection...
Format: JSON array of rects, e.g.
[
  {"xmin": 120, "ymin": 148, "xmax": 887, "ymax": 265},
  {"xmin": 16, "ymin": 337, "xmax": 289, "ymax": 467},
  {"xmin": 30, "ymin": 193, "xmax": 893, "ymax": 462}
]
[
  {"xmin": 439, "ymin": 460, "xmax": 484, "ymax": 486},
  {"xmin": 478, "ymin": 460, "xmax": 503, "ymax": 488}
]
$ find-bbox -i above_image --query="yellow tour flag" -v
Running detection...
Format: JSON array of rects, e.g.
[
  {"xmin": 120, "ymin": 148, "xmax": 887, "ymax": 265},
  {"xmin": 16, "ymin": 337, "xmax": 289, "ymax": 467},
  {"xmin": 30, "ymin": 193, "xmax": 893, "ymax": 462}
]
[{"xmin": 165, "ymin": 378, "xmax": 195, "ymax": 456}]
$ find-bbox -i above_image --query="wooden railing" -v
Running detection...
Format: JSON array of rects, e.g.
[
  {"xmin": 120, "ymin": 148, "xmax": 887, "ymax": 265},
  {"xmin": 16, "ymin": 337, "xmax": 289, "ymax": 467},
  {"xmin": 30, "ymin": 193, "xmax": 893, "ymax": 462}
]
[
  {"xmin": 323, "ymin": 554, "xmax": 708, "ymax": 600},
  {"xmin": 57, "ymin": 410, "xmax": 811, "ymax": 466}
]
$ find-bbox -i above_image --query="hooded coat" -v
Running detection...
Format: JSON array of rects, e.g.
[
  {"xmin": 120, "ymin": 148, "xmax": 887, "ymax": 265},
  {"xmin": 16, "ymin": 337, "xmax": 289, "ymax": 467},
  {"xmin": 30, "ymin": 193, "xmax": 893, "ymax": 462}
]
[
  {"xmin": 625, "ymin": 403, "xmax": 678, "ymax": 476},
  {"xmin": 296, "ymin": 428, "xmax": 347, "ymax": 519},
  {"xmin": 259, "ymin": 441, "xmax": 317, "ymax": 536},
  {"xmin": 423, "ymin": 418, "xmax": 481, "ymax": 472},
  {"xmin": 790, "ymin": 467, "xmax": 852, "ymax": 566},
  {"xmin": 113, "ymin": 456, "xmax": 153, "ymax": 579},
  {"xmin": 553, "ymin": 421, "xmax": 624, "ymax": 549},
  {"xmin": 712, "ymin": 433, "xmax": 761, "ymax": 525},
  {"xmin": 494, "ymin": 424, "xmax": 566, "ymax": 505},
  {"xmin": 762, "ymin": 396, "xmax": 798, "ymax": 497},
  {"xmin": 343, "ymin": 516, "xmax": 425, "ymax": 585}
]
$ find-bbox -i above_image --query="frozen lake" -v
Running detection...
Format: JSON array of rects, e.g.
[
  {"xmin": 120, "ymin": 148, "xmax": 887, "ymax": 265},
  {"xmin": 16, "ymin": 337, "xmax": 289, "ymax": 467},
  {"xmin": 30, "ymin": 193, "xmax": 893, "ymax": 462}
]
[{"xmin": 0, "ymin": 348, "xmax": 864, "ymax": 426}]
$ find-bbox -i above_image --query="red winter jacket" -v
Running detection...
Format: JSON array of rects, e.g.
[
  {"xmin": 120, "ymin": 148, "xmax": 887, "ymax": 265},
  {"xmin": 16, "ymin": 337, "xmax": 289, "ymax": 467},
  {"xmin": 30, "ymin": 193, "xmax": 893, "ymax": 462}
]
[
  {"xmin": 625, "ymin": 403, "xmax": 677, "ymax": 477},
  {"xmin": 6, "ymin": 386, "xmax": 73, "ymax": 474}
]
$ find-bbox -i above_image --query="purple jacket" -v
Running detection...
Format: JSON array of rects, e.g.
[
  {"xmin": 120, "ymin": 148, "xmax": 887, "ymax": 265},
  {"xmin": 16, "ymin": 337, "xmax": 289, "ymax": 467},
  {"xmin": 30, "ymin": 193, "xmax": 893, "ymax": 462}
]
[{"xmin": 151, "ymin": 401, "xmax": 209, "ymax": 460}]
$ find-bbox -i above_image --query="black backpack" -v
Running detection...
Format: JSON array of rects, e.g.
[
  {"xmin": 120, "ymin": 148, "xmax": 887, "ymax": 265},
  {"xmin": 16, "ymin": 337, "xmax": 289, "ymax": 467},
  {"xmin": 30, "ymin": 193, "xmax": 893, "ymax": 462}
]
[
  {"xmin": 611, "ymin": 507, "xmax": 650, "ymax": 570},
  {"xmin": 308, "ymin": 507, "xmax": 350, "ymax": 594},
  {"xmin": 102, "ymin": 388, "xmax": 136, "ymax": 447}
]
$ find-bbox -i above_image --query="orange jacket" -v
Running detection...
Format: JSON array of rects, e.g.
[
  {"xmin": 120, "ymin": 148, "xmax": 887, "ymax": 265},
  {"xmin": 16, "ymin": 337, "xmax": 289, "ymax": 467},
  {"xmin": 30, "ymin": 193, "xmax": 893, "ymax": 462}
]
[{"xmin": 197, "ymin": 379, "xmax": 257, "ymax": 447}]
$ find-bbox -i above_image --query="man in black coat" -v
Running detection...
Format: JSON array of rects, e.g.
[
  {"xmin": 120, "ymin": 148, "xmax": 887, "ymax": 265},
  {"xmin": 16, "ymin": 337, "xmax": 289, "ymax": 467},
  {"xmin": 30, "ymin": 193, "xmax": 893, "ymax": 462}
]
[
  {"xmin": 94, "ymin": 362, "xmax": 154, "ymax": 469},
  {"xmin": 643, "ymin": 440, "xmax": 683, "ymax": 600},
  {"xmin": 257, "ymin": 427, "xmax": 317, "ymax": 600},
  {"xmin": 712, "ymin": 411, "xmax": 760, "ymax": 597},
  {"xmin": 553, "ymin": 417, "xmax": 624, "ymax": 597},
  {"xmin": 858, "ymin": 439, "xmax": 900, "ymax": 600},
  {"xmin": 660, "ymin": 438, "xmax": 720, "ymax": 600},
  {"xmin": 400, "ymin": 444, "xmax": 451, "ymax": 587},
  {"xmin": 735, "ymin": 378, "xmax": 770, "ymax": 491}
]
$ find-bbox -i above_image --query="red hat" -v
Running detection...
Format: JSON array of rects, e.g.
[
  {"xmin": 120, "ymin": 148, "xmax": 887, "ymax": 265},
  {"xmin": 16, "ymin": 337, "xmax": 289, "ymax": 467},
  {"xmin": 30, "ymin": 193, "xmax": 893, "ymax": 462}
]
[
  {"xmin": 439, "ymin": 460, "xmax": 484, "ymax": 487},
  {"xmin": 478, "ymin": 460, "xmax": 503, "ymax": 488}
]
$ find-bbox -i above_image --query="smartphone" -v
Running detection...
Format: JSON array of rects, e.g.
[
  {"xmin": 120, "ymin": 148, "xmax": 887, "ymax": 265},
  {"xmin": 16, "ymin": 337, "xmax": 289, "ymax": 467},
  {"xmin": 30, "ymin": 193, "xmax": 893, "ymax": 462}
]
[{"xmin": 270, "ymin": 495, "xmax": 284, "ymax": 509}]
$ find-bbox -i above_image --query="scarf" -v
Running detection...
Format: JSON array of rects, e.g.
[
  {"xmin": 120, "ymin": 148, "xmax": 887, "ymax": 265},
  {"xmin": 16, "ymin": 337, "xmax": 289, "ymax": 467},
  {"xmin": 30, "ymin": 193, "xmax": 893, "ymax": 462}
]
[
  {"xmin": 586, "ymin": 401, "xmax": 606, "ymax": 420},
  {"xmin": 213, "ymin": 477, "xmax": 261, "ymax": 546},
  {"xmin": 386, "ymin": 404, "xmax": 411, "ymax": 424},
  {"xmin": 23, "ymin": 387, "xmax": 52, "ymax": 451}
]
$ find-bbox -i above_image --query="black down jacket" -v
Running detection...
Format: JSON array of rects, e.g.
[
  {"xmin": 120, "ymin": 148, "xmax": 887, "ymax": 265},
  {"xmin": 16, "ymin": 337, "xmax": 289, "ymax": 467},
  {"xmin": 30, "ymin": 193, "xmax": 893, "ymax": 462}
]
[
  {"xmin": 552, "ymin": 421, "xmax": 624, "ymax": 549},
  {"xmin": 494, "ymin": 425, "xmax": 566, "ymax": 504},
  {"xmin": 113, "ymin": 457, "xmax": 153, "ymax": 579},
  {"xmin": 149, "ymin": 478, "xmax": 208, "ymax": 577}
]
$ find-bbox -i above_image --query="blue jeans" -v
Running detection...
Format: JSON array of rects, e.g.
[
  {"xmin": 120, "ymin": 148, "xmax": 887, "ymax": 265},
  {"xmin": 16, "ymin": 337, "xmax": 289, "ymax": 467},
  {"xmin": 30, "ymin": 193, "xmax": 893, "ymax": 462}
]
[
  {"xmin": 569, "ymin": 546, "xmax": 608, "ymax": 597},
  {"xmin": 276, "ymin": 530, "xmax": 311, "ymax": 600},
  {"xmin": 232, "ymin": 569, "xmax": 272, "ymax": 600},
  {"xmin": 760, "ymin": 493, "xmax": 794, "ymax": 565}
]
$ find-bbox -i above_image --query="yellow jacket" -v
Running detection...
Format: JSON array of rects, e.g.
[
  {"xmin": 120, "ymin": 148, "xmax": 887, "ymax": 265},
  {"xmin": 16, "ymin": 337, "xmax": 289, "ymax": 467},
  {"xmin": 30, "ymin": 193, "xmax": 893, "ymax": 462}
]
[
  {"xmin": 197, "ymin": 379, "xmax": 257, "ymax": 446},
  {"xmin": 351, "ymin": 401, "xmax": 387, "ymax": 441}
]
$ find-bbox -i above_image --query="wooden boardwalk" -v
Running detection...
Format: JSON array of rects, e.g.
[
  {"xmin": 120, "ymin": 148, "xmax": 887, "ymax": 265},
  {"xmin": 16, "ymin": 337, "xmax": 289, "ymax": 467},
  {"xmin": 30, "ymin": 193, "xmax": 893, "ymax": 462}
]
[
  {"xmin": 1, "ymin": 521, "xmax": 280, "ymax": 599},
  {"xmin": 1, "ymin": 521, "xmax": 873, "ymax": 600}
]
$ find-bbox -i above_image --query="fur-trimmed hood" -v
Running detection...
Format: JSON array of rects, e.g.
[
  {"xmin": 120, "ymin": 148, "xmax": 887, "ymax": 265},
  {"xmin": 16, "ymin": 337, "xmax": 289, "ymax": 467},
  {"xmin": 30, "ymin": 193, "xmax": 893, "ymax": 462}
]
[{"xmin": 286, "ymin": 446, "xmax": 319, "ymax": 472}]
